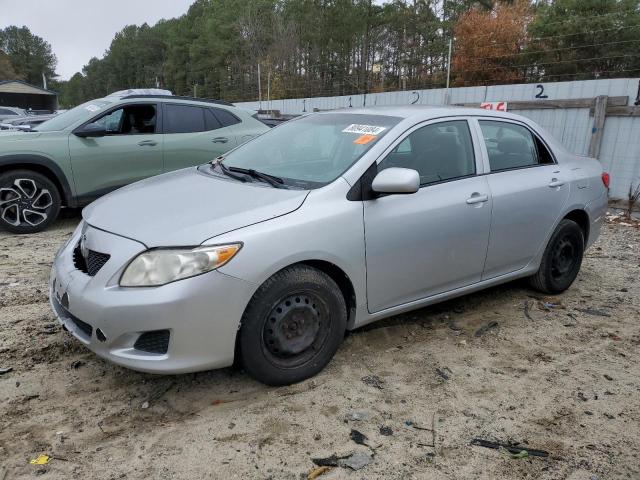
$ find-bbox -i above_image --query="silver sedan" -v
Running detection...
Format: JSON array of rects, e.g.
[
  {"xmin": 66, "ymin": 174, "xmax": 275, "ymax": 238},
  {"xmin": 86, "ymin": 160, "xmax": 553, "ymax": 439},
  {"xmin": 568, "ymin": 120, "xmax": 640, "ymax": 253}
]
[{"xmin": 49, "ymin": 107, "xmax": 608, "ymax": 385}]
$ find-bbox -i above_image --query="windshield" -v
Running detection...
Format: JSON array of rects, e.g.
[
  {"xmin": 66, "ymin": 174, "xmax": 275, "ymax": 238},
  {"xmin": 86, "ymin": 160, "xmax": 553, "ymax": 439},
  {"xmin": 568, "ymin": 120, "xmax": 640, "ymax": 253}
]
[
  {"xmin": 34, "ymin": 100, "xmax": 113, "ymax": 132},
  {"xmin": 220, "ymin": 113, "xmax": 401, "ymax": 188}
]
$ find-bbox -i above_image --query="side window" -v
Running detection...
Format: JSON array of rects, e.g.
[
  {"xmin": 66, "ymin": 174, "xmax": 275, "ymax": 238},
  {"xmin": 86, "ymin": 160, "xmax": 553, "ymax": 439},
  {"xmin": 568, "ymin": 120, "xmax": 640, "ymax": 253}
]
[
  {"xmin": 479, "ymin": 121, "xmax": 548, "ymax": 171},
  {"xmin": 379, "ymin": 120, "xmax": 476, "ymax": 185},
  {"xmin": 205, "ymin": 109, "xmax": 222, "ymax": 131},
  {"xmin": 88, "ymin": 104, "xmax": 156, "ymax": 135},
  {"xmin": 212, "ymin": 107, "xmax": 241, "ymax": 127},
  {"xmin": 165, "ymin": 104, "xmax": 205, "ymax": 134}
]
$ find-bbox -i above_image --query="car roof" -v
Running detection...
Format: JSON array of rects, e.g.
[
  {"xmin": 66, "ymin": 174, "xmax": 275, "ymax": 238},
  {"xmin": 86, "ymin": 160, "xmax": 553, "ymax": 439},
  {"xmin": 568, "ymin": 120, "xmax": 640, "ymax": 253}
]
[
  {"xmin": 319, "ymin": 105, "xmax": 529, "ymax": 123},
  {"xmin": 117, "ymin": 94, "xmax": 234, "ymax": 108}
]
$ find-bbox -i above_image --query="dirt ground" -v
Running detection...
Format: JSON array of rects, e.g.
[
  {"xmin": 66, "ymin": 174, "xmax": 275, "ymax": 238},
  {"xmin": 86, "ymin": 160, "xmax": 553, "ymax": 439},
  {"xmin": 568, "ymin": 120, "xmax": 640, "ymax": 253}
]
[{"xmin": 0, "ymin": 212, "xmax": 639, "ymax": 480}]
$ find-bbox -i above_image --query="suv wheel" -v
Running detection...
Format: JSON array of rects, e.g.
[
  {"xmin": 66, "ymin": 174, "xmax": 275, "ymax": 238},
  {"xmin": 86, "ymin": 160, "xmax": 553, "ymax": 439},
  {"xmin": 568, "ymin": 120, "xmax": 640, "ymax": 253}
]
[
  {"xmin": 239, "ymin": 265, "xmax": 347, "ymax": 386},
  {"xmin": 0, "ymin": 170, "xmax": 61, "ymax": 234}
]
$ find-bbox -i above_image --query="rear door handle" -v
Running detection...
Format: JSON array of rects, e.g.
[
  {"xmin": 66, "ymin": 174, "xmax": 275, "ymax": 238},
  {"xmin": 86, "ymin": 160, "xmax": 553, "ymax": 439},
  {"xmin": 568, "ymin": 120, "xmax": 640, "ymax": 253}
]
[
  {"xmin": 548, "ymin": 178, "xmax": 565, "ymax": 188},
  {"xmin": 212, "ymin": 137, "xmax": 228, "ymax": 144},
  {"xmin": 466, "ymin": 193, "xmax": 489, "ymax": 205},
  {"xmin": 138, "ymin": 140, "xmax": 157, "ymax": 146}
]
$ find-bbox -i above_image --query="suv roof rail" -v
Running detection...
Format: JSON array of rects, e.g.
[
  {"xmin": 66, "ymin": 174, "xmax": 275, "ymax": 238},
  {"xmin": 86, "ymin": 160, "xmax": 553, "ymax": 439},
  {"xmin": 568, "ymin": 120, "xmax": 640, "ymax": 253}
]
[{"xmin": 119, "ymin": 94, "xmax": 234, "ymax": 107}]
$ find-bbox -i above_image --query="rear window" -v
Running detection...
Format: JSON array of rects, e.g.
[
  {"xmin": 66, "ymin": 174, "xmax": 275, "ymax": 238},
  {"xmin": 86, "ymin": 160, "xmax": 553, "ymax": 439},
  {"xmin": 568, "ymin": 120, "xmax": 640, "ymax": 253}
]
[
  {"xmin": 212, "ymin": 108, "xmax": 241, "ymax": 127},
  {"xmin": 165, "ymin": 104, "xmax": 205, "ymax": 134}
]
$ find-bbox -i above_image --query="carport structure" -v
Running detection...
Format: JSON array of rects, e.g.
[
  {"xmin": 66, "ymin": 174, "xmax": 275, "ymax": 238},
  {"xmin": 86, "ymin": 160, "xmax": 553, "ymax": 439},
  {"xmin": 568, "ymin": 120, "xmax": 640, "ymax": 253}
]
[{"xmin": 0, "ymin": 80, "xmax": 58, "ymax": 112}]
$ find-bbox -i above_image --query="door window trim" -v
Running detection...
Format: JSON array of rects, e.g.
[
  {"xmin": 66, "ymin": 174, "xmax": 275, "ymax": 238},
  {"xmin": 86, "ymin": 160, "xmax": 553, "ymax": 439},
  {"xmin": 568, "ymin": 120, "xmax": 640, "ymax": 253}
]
[
  {"xmin": 73, "ymin": 102, "xmax": 161, "ymax": 136},
  {"xmin": 471, "ymin": 117, "xmax": 557, "ymax": 174},
  {"xmin": 376, "ymin": 117, "xmax": 482, "ymax": 189}
]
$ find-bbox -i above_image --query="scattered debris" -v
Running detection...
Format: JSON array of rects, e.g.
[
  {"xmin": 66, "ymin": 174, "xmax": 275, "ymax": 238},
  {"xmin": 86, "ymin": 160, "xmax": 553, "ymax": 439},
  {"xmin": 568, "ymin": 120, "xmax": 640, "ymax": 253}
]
[
  {"xmin": 435, "ymin": 367, "xmax": 452, "ymax": 381},
  {"xmin": 211, "ymin": 399, "xmax": 227, "ymax": 406},
  {"xmin": 474, "ymin": 321, "xmax": 498, "ymax": 337},
  {"xmin": 344, "ymin": 411, "xmax": 369, "ymax": 422},
  {"xmin": 563, "ymin": 313, "xmax": 578, "ymax": 327},
  {"xmin": 29, "ymin": 454, "xmax": 50, "ymax": 465},
  {"xmin": 307, "ymin": 466, "xmax": 330, "ymax": 479},
  {"xmin": 312, "ymin": 454, "xmax": 341, "ymax": 467},
  {"xmin": 523, "ymin": 300, "xmax": 533, "ymax": 320},
  {"xmin": 340, "ymin": 452, "xmax": 373, "ymax": 470},
  {"xmin": 604, "ymin": 374, "xmax": 614, "ymax": 381},
  {"xmin": 0, "ymin": 367, "xmax": 12, "ymax": 375},
  {"xmin": 470, "ymin": 438, "xmax": 549, "ymax": 458},
  {"xmin": 577, "ymin": 392, "xmax": 589, "ymax": 402},
  {"xmin": 379, "ymin": 426, "xmax": 393, "ymax": 436},
  {"xmin": 576, "ymin": 308, "xmax": 611, "ymax": 317},
  {"xmin": 311, "ymin": 452, "xmax": 373, "ymax": 471},
  {"xmin": 140, "ymin": 401, "xmax": 150, "ymax": 409},
  {"xmin": 405, "ymin": 420, "xmax": 432, "ymax": 431},
  {"xmin": 361, "ymin": 375, "xmax": 384, "ymax": 389},
  {"xmin": 70, "ymin": 360, "xmax": 85, "ymax": 369},
  {"xmin": 350, "ymin": 429, "xmax": 367, "ymax": 446},
  {"xmin": 538, "ymin": 300, "xmax": 565, "ymax": 311}
]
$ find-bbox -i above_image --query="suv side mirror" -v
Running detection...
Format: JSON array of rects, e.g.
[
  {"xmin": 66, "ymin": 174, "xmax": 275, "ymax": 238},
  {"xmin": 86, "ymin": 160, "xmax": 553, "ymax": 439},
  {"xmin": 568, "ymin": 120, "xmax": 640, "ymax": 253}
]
[
  {"xmin": 371, "ymin": 167, "xmax": 420, "ymax": 194},
  {"xmin": 75, "ymin": 123, "xmax": 107, "ymax": 138}
]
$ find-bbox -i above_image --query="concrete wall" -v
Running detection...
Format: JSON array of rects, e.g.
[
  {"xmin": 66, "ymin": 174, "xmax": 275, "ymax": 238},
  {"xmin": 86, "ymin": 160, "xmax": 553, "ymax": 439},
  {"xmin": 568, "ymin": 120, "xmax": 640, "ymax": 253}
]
[{"xmin": 237, "ymin": 78, "xmax": 640, "ymax": 199}]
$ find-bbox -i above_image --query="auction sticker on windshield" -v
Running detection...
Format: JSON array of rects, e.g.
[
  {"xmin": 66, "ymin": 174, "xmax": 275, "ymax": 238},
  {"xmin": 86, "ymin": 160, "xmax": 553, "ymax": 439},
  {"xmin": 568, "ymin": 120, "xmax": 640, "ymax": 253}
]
[{"xmin": 342, "ymin": 124, "xmax": 386, "ymax": 135}]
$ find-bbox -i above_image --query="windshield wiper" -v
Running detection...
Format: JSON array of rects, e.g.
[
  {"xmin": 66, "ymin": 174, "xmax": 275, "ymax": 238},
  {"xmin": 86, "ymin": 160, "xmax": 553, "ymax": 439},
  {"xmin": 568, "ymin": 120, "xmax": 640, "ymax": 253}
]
[
  {"xmin": 227, "ymin": 166, "xmax": 286, "ymax": 189},
  {"xmin": 213, "ymin": 160, "xmax": 248, "ymax": 183}
]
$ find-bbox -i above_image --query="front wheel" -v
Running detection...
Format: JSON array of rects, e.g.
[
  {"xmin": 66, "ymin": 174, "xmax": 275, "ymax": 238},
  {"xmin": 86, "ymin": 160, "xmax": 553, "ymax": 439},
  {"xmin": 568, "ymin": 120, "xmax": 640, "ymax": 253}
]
[
  {"xmin": 529, "ymin": 219, "xmax": 585, "ymax": 294},
  {"xmin": 0, "ymin": 170, "xmax": 61, "ymax": 234},
  {"xmin": 239, "ymin": 265, "xmax": 347, "ymax": 386}
]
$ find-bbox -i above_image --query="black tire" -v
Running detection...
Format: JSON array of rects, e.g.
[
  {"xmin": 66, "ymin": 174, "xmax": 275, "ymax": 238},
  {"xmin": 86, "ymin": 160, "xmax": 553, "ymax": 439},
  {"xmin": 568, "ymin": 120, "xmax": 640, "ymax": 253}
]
[
  {"xmin": 239, "ymin": 265, "xmax": 347, "ymax": 386},
  {"xmin": 529, "ymin": 219, "xmax": 584, "ymax": 294},
  {"xmin": 0, "ymin": 170, "xmax": 61, "ymax": 234}
]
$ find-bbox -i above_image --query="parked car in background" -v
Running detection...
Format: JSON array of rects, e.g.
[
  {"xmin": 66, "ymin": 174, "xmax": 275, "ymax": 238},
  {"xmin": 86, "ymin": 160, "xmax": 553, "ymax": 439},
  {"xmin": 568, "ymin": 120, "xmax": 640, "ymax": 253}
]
[
  {"xmin": 0, "ymin": 92, "xmax": 269, "ymax": 233},
  {"xmin": 0, "ymin": 106, "xmax": 27, "ymax": 122},
  {"xmin": 49, "ymin": 107, "xmax": 608, "ymax": 385},
  {"xmin": 0, "ymin": 114, "xmax": 57, "ymax": 131}
]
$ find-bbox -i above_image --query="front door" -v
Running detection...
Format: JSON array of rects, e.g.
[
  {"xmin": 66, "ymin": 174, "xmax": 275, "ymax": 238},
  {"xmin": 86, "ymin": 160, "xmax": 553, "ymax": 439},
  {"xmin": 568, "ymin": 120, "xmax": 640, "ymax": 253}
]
[
  {"xmin": 68, "ymin": 102, "xmax": 162, "ymax": 203},
  {"xmin": 364, "ymin": 119, "xmax": 492, "ymax": 313},
  {"xmin": 476, "ymin": 119, "xmax": 570, "ymax": 279}
]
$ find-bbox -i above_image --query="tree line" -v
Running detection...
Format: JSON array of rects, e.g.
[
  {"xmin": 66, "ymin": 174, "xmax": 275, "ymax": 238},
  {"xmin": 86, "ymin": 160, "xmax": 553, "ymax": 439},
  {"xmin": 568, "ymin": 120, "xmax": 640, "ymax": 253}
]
[{"xmin": 2, "ymin": 0, "xmax": 640, "ymax": 108}]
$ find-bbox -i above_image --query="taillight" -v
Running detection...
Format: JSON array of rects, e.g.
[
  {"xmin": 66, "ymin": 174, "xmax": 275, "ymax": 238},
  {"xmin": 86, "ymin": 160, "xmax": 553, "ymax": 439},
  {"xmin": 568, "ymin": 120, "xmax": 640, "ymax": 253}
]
[{"xmin": 601, "ymin": 172, "xmax": 610, "ymax": 189}]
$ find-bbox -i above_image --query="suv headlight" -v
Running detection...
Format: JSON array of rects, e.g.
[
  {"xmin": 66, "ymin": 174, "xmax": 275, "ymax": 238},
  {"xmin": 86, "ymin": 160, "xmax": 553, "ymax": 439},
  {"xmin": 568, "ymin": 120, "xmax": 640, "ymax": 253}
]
[{"xmin": 120, "ymin": 243, "xmax": 242, "ymax": 287}]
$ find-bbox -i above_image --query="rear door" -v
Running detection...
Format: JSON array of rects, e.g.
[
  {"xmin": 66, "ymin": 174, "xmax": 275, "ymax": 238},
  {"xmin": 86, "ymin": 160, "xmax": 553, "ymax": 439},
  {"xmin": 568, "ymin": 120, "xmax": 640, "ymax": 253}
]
[
  {"xmin": 364, "ymin": 118, "xmax": 492, "ymax": 313},
  {"xmin": 475, "ymin": 118, "xmax": 570, "ymax": 279},
  {"xmin": 161, "ymin": 104, "xmax": 238, "ymax": 171},
  {"xmin": 68, "ymin": 102, "xmax": 162, "ymax": 203}
]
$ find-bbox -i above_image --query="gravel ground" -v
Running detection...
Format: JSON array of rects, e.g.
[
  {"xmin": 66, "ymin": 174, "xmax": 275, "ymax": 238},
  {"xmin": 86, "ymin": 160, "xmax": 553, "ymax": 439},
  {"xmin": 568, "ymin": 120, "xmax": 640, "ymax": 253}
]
[{"xmin": 0, "ymin": 213, "xmax": 639, "ymax": 480}]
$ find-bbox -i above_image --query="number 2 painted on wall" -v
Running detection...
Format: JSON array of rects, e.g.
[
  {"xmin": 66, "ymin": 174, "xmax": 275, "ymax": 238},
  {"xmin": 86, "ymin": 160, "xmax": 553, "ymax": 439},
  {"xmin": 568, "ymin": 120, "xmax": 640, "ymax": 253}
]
[{"xmin": 535, "ymin": 84, "xmax": 548, "ymax": 99}]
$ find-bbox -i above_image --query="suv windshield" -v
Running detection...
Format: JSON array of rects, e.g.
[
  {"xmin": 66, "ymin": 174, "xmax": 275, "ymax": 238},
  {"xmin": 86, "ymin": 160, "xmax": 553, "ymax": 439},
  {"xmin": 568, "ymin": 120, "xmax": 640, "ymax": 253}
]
[
  {"xmin": 220, "ymin": 113, "xmax": 400, "ymax": 188},
  {"xmin": 34, "ymin": 100, "xmax": 113, "ymax": 132}
]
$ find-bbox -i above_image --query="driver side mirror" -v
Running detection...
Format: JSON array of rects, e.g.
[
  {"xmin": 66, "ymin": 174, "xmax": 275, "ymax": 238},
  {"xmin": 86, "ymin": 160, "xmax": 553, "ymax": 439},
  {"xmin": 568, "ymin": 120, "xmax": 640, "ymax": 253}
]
[
  {"xmin": 371, "ymin": 167, "xmax": 420, "ymax": 195},
  {"xmin": 74, "ymin": 123, "xmax": 107, "ymax": 138}
]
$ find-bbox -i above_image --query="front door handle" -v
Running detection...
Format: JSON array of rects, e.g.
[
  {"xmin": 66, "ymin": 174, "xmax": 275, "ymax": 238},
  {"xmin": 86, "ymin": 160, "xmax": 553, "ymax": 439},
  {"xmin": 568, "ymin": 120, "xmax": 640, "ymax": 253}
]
[
  {"xmin": 548, "ymin": 178, "xmax": 565, "ymax": 188},
  {"xmin": 138, "ymin": 140, "xmax": 157, "ymax": 146},
  {"xmin": 466, "ymin": 193, "xmax": 489, "ymax": 205},
  {"xmin": 212, "ymin": 137, "xmax": 229, "ymax": 144}
]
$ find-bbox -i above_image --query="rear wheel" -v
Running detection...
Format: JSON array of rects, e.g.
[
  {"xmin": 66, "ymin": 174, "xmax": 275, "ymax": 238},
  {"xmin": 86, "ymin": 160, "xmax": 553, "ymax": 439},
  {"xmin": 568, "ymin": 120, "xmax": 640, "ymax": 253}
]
[
  {"xmin": 239, "ymin": 265, "xmax": 347, "ymax": 386},
  {"xmin": 529, "ymin": 219, "xmax": 584, "ymax": 294},
  {"xmin": 0, "ymin": 170, "xmax": 61, "ymax": 234}
]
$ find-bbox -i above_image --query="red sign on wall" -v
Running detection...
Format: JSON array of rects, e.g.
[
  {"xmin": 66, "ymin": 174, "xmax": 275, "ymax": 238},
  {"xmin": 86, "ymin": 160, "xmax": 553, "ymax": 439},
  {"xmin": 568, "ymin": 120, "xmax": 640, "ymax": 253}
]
[{"xmin": 480, "ymin": 102, "xmax": 507, "ymax": 111}]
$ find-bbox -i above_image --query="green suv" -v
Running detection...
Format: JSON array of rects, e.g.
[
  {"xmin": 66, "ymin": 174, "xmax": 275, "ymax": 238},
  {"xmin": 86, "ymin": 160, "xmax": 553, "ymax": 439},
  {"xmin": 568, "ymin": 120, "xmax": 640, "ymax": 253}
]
[{"xmin": 0, "ymin": 92, "xmax": 269, "ymax": 233}]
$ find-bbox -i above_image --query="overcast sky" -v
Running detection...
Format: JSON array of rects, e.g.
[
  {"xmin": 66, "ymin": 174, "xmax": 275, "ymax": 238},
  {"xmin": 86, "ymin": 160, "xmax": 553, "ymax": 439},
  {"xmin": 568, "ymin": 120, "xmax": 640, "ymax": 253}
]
[{"xmin": 0, "ymin": 0, "xmax": 194, "ymax": 80}]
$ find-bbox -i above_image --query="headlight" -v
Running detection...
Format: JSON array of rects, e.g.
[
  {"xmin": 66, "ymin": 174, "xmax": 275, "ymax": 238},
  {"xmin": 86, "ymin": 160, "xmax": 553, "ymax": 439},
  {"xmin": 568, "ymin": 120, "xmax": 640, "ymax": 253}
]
[{"xmin": 120, "ymin": 243, "xmax": 242, "ymax": 287}]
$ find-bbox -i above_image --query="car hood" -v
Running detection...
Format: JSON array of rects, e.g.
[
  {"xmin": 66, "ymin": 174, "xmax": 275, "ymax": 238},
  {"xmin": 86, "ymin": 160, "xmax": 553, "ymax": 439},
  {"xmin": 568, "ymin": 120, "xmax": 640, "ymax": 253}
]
[{"xmin": 83, "ymin": 167, "xmax": 309, "ymax": 247}]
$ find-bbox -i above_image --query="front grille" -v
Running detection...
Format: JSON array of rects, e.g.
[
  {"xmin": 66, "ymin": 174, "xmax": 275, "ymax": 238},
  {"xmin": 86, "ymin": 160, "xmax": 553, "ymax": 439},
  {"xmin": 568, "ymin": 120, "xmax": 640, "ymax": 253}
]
[
  {"xmin": 53, "ymin": 296, "xmax": 93, "ymax": 338},
  {"xmin": 134, "ymin": 330, "xmax": 170, "ymax": 354},
  {"xmin": 73, "ymin": 243, "xmax": 110, "ymax": 276}
]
